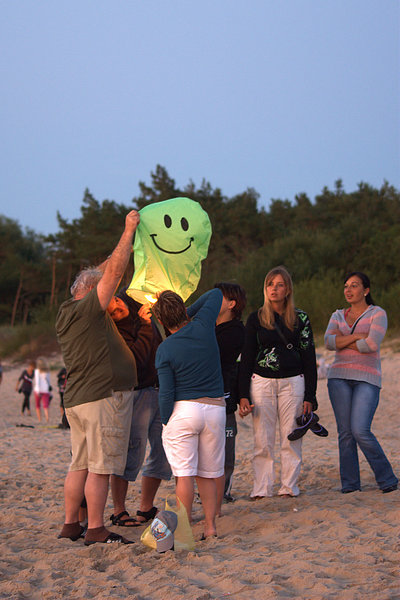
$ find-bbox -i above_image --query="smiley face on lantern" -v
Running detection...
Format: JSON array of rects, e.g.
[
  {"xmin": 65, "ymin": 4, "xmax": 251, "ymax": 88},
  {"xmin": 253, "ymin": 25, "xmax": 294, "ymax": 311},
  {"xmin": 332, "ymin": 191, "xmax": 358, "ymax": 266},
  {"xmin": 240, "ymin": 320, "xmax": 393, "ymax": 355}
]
[{"xmin": 127, "ymin": 197, "xmax": 212, "ymax": 304}]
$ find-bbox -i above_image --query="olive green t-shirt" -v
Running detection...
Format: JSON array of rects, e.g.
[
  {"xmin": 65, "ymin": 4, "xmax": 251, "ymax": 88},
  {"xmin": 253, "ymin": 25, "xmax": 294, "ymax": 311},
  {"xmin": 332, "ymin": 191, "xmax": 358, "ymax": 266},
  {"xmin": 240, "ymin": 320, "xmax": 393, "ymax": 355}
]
[{"xmin": 56, "ymin": 287, "xmax": 137, "ymax": 409}]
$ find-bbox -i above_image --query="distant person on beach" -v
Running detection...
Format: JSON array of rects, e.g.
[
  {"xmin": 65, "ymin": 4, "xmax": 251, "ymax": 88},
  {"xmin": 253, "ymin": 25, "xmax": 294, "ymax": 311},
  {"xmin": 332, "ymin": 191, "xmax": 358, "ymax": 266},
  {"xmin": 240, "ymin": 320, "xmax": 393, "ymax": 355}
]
[
  {"xmin": 107, "ymin": 288, "xmax": 171, "ymax": 528},
  {"xmin": 57, "ymin": 367, "xmax": 67, "ymax": 413},
  {"xmin": 56, "ymin": 210, "xmax": 139, "ymax": 546},
  {"xmin": 238, "ymin": 266, "xmax": 317, "ymax": 498},
  {"xmin": 213, "ymin": 282, "xmax": 246, "ymax": 510},
  {"xmin": 34, "ymin": 357, "xmax": 51, "ymax": 423},
  {"xmin": 154, "ymin": 288, "xmax": 225, "ymax": 539},
  {"xmin": 324, "ymin": 271, "xmax": 398, "ymax": 494},
  {"xmin": 57, "ymin": 367, "xmax": 69, "ymax": 429},
  {"xmin": 16, "ymin": 360, "xmax": 35, "ymax": 416}
]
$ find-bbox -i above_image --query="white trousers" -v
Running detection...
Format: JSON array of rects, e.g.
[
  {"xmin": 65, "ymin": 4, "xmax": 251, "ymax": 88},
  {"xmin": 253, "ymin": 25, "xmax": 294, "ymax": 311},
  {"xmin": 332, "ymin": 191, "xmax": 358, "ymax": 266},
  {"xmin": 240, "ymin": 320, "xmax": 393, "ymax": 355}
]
[{"xmin": 250, "ymin": 374, "xmax": 305, "ymax": 497}]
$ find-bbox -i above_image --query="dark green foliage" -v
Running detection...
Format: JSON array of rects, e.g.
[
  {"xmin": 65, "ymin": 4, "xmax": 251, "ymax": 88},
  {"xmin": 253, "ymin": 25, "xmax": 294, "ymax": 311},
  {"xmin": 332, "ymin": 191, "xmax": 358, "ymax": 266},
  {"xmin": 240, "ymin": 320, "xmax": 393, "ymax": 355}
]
[
  {"xmin": 0, "ymin": 216, "xmax": 50, "ymax": 325},
  {"xmin": 1, "ymin": 167, "xmax": 400, "ymax": 343}
]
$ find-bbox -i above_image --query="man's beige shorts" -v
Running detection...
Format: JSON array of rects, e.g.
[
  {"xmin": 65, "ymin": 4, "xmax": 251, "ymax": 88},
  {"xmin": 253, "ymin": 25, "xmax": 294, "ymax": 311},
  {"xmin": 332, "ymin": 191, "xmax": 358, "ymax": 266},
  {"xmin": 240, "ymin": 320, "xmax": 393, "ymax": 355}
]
[{"xmin": 66, "ymin": 391, "xmax": 134, "ymax": 476}]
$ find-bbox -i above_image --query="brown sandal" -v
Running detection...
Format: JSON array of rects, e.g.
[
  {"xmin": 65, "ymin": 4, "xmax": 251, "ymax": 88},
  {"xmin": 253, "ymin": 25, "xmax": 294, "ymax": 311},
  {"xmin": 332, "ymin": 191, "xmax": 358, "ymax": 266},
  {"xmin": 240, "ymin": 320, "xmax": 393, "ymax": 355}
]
[{"xmin": 109, "ymin": 511, "xmax": 140, "ymax": 527}]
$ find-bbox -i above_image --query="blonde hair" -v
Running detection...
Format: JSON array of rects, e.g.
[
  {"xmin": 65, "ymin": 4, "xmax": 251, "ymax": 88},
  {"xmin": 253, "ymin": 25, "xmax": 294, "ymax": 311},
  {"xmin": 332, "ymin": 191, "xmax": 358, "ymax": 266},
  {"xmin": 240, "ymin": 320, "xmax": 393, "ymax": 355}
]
[{"xmin": 258, "ymin": 266, "xmax": 296, "ymax": 330}]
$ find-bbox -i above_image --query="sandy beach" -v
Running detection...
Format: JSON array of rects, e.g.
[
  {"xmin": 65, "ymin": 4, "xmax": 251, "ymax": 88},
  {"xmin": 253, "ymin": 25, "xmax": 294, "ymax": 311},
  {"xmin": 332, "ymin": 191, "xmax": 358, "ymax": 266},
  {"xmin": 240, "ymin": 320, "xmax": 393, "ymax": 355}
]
[{"xmin": 0, "ymin": 348, "xmax": 399, "ymax": 600}]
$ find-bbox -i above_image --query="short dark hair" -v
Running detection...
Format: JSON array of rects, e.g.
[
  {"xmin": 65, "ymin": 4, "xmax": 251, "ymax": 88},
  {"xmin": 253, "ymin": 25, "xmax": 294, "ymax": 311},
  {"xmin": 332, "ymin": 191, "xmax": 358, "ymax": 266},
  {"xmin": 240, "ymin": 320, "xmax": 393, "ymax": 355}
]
[
  {"xmin": 344, "ymin": 271, "xmax": 375, "ymax": 305},
  {"xmin": 153, "ymin": 290, "xmax": 188, "ymax": 331},
  {"xmin": 214, "ymin": 282, "xmax": 247, "ymax": 319}
]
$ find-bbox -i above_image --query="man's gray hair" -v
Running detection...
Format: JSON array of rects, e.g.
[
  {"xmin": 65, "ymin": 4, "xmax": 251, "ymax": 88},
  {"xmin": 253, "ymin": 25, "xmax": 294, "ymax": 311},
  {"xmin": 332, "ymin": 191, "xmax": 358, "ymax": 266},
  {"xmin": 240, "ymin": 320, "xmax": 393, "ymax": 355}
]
[{"xmin": 70, "ymin": 267, "xmax": 103, "ymax": 297}]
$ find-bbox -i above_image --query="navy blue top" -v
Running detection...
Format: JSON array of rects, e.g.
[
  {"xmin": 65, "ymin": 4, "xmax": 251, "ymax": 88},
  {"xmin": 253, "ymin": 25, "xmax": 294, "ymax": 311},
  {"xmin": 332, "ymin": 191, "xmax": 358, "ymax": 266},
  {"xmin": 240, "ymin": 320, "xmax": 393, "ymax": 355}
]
[{"xmin": 155, "ymin": 288, "xmax": 224, "ymax": 424}]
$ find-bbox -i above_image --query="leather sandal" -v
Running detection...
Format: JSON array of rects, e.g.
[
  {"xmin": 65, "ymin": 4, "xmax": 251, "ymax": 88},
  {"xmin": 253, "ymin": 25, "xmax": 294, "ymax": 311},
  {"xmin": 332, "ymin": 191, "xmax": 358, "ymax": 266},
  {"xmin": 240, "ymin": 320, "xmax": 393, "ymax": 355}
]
[
  {"xmin": 109, "ymin": 511, "xmax": 140, "ymax": 527},
  {"xmin": 135, "ymin": 506, "xmax": 158, "ymax": 523}
]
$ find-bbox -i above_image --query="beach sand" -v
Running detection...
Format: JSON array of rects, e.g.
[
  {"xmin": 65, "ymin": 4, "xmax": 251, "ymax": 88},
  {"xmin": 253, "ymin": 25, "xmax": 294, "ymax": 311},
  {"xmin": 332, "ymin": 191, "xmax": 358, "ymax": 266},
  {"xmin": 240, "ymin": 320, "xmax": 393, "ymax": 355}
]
[{"xmin": 0, "ymin": 349, "xmax": 399, "ymax": 600}]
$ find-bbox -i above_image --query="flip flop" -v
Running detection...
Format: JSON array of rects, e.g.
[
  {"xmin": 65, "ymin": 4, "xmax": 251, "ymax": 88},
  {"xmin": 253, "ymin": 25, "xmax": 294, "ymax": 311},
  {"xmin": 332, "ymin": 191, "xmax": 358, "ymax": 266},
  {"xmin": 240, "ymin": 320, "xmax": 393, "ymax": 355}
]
[
  {"xmin": 58, "ymin": 525, "xmax": 86, "ymax": 541},
  {"xmin": 84, "ymin": 532, "xmax": 134, "ymax": 546},
  {"xmin": 200, "ymin": 533, "xmax": 217, "ymax": 541},
  {"xmin": 287, "ymin": 412, "xmax": 319, "ymax": 441}
]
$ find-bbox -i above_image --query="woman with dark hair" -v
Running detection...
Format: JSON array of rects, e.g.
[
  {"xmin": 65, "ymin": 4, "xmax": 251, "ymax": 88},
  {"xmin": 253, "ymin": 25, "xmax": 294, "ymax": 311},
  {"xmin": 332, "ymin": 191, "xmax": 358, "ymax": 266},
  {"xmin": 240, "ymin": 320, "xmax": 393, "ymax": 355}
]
[
  {"xmin": 324, "ymin": 272, "xmax": 398, "ymax": 494},
  {"xmin": 238, "ymin": 266, "xmax": 317, "ymax": 498},
  {"xmin": 154, "ymin": 288, "xmax": 225, "ymax": 538},
  {"xmin": 16, "ymin": 360, "xmax": 35, "ymax": 416}
]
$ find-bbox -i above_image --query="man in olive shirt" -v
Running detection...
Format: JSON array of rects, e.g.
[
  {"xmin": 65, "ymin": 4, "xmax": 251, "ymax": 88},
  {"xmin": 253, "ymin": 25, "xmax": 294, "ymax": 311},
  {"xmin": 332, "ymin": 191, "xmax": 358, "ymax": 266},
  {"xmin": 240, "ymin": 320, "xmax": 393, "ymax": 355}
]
[{"xmin": 56, "ymin": 210, "xmax": 140, "ymax": 546}]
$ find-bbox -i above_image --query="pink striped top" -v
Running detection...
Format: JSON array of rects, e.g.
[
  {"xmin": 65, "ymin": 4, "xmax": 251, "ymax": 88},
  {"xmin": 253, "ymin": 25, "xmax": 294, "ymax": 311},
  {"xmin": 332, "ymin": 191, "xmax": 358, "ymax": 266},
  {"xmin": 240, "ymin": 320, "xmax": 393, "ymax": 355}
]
[{"xmin": 324, "ymin": 305, "xmax": 387, "ymax": 388}]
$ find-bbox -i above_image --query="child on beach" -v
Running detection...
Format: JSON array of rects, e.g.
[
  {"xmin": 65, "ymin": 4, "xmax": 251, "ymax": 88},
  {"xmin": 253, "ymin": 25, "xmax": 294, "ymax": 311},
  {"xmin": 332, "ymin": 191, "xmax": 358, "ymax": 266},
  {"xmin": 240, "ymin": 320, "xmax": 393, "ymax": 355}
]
[{"xmin": 16, "ymin": 360, "xmax": 35, "ymax": 416}]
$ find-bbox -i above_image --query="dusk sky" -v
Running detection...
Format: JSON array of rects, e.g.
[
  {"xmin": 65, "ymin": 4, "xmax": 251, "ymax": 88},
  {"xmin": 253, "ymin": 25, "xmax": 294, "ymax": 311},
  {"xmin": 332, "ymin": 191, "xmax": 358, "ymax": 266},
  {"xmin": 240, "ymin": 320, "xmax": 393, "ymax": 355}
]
[{"xmin": 1, "ymin": 1, "xmax": 399, "ymax": 235}]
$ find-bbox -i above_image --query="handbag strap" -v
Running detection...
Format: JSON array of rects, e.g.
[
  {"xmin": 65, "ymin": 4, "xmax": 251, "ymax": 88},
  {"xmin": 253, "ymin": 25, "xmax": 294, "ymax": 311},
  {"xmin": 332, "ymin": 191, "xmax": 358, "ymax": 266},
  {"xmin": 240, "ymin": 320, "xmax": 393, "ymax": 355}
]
[{"xmin": 273, "ymin": 321, "xmax": 294, "ymax": 350}]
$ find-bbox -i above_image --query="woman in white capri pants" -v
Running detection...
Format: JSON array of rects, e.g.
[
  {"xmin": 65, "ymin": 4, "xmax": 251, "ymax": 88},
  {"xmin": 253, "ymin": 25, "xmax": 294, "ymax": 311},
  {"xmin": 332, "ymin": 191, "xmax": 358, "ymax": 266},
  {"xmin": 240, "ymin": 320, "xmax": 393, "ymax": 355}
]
[
  {"xmin": 154, "ymin": 288, "xmax": 226, "ymax": 539},
  {"xmin": 238, "ymin": 266, "xmax": 317, "ymax": 498}
]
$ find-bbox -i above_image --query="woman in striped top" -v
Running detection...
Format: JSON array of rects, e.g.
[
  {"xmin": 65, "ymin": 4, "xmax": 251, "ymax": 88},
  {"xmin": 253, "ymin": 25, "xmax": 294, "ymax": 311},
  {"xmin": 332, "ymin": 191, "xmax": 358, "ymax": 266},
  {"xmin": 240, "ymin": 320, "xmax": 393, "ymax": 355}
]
[{"xmin": 324, "ymin": 272, "xmax": 398, "ymax": 494}]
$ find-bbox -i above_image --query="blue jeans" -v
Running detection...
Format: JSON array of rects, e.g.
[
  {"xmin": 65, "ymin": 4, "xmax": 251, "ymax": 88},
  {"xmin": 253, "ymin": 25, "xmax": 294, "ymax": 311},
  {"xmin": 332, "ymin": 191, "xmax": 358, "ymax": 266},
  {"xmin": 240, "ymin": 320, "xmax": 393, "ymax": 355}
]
[
  {"xmin": 123, "ymin": 387, "xmax": 172, "ymax": 481},
  {"xmin": 328, "ymin": 378, "xmax": 398, "ymax": 491}
]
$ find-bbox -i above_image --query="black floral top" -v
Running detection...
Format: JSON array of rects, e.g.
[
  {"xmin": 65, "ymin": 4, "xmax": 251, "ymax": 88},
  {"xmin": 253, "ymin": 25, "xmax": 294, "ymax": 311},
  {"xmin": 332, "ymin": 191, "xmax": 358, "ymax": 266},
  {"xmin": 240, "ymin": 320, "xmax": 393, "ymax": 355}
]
[{"xmin": 238, "ymin": 309, "xmax": 317, "ymax": 407}]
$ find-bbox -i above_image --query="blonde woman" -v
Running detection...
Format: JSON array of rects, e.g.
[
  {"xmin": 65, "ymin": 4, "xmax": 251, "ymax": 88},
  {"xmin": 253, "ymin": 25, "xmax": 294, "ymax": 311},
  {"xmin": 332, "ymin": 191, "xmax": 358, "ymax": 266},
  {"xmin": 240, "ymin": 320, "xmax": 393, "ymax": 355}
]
[
  {"xmin": 238, "ymin": 266, "xmax": 317, "ymax": 498},
  {"xmin": 34, "ymin": 357, "xmax": 51, "ymax": 423}
]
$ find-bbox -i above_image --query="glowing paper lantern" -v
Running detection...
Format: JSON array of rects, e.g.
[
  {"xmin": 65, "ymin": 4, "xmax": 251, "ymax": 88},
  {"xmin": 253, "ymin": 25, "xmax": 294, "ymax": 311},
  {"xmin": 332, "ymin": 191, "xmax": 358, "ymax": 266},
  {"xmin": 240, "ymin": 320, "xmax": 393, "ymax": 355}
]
[{"xmin": 127, "ymin": 197, "xmax": 212, "ymax": 303}]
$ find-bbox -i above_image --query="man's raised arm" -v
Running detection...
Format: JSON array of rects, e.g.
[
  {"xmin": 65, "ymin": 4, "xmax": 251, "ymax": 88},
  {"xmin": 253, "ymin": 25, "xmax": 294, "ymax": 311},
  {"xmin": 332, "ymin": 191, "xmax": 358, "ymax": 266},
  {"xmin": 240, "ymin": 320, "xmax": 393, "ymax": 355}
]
[{"xmin": 97, "ymin": 210, "xmax": 140, "ymax": 311}]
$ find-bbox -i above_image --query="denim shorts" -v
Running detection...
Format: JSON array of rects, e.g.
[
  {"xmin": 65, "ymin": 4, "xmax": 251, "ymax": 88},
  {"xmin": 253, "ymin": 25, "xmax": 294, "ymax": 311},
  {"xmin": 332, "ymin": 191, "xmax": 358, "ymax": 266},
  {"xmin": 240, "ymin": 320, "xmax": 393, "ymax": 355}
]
[{"xmin": 123, "ymin": 387, "xmax": 171, "ymax": 481}]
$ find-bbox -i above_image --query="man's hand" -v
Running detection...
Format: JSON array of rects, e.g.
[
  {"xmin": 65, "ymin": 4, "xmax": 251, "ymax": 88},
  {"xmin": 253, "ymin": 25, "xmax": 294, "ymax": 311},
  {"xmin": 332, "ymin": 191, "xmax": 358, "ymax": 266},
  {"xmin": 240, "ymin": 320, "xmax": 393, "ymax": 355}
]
[
  {"xmin": 239, "ymin": 397, "xmax": 254, "ymax": 418},
  {"xmin": 125, "ymin": 210, "xmax": 140, "ymax": 232},
  {"xmin": 138, "ymin": 303, "xmax": 152, "ymax": 323}
]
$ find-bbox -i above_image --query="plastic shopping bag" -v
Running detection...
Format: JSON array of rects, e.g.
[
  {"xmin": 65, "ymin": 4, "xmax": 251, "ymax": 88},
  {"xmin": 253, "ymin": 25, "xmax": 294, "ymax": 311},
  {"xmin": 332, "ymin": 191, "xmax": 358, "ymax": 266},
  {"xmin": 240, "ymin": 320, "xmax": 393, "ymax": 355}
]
[{"xmin": 140, "ymin": 494, "xmax": 195, "ymax": 551}]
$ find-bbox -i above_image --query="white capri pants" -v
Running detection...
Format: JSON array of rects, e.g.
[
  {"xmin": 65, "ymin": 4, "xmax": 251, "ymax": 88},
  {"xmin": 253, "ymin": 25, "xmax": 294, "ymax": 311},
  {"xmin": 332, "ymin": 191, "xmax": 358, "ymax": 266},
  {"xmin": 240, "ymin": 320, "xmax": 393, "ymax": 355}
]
[
  {"xmin": 250, "ymin": 373, "xmax": 305, "ymax": 497},
  {"xmin": 162, "ymin": 400, "xmax": 226, "ymax": 478}
]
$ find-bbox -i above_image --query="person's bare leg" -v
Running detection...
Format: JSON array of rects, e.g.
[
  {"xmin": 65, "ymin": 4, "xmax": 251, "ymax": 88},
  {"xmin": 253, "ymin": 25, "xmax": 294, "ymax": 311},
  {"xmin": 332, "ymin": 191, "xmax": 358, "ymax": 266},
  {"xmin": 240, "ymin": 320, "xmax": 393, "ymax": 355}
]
[
  {"xmin": 64, "ymin": 469, "xmax": 88, "ymax": 523},
  {"xmin": 110, "ymin": 474, "xmax": 129, "ymax": 518},
  {"xmin": 36, "ymin": 407, "xmax": 41, "ymax": 422},
  {"xmin": 141, "ymin": 476, "xmax": 162, "ymax": 510},
  {"xmin": 44, "ymin": 407, "xmax": 49, "ymax": 423},
  {"xmin": 175, "ymin": 475, "xmax": 195, "ymax": 523},
  {"xmin": 215, "ymin": 474, "xmax": 225, "ymax": 517},
  {"xmin": 137, "ymin": 475, "xmax": 161, "ymax": 516},
  {"xmin": 78, "ymin": 506, "xmax": 88, "ymax": 526},
  {"xmin": 196, "ymin": 476, "xmax": 217, "ymax": 538},
  {"xmin": 85, "ymin": 472, "xmax": 109, "ymax": 529}
]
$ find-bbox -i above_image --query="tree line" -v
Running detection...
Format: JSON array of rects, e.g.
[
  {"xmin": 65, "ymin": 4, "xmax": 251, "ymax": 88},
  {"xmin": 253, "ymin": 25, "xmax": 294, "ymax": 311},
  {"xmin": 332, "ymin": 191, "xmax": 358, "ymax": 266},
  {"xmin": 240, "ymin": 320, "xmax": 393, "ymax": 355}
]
[{"xmin": 1, "ymin": 165, "xmax": 400, "ymax": 333}]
